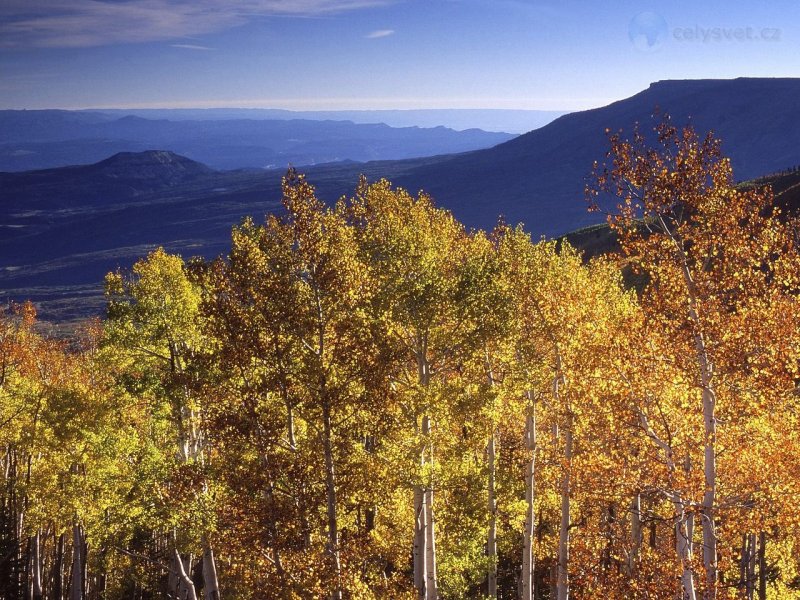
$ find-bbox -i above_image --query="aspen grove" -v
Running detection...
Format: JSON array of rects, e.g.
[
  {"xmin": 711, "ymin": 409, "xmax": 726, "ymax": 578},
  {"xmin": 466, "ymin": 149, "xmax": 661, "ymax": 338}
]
[{"xmin": 2, "ymin": 124, "xmax": 800, "ymax": 599}]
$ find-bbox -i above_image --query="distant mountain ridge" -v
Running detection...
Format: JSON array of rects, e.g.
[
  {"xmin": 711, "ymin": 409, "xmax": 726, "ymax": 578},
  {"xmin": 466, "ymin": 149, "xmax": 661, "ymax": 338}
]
[
  {"xmin": 0, "ymin": 110, "xmax": 515, "ymax": 172},
  {"xmin": 389, "ymin": 77, "xmax": 800, "ymax": 235},
  {"xmin": 88, "ymin": 108, "xmax": 566, "ymax": 134}
]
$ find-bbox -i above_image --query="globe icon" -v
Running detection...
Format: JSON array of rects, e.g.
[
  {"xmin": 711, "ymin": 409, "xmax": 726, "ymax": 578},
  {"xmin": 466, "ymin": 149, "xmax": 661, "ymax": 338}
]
[{"xmin": 629, "ymin": 12, "xmax": 669, "ymax": 52}]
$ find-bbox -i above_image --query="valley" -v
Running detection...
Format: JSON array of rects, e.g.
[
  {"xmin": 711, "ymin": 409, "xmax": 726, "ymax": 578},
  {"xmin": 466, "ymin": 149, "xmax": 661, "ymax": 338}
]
[{"xmin": 3, "ymin": 78, "xmax": 799, "ymax": 325}]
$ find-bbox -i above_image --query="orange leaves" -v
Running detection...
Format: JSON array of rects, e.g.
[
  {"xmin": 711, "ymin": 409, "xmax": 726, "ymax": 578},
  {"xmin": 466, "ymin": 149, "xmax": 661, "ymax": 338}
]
[{"xmin": 589, "ymin": 117, "xmax": 800, "ymax": 598}]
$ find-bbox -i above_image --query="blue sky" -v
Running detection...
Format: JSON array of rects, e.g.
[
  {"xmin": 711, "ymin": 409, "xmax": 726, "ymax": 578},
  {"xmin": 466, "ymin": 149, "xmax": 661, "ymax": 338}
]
[{"xmin": 1, "ymin": 0, "xmax": 798, "ymax": 111}]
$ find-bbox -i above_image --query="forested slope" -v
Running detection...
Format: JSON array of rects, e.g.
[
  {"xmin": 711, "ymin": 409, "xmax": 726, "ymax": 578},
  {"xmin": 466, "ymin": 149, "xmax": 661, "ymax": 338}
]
[{"xmin": 3, "ymin": 124, "xmax": 800, "ymax": 599}]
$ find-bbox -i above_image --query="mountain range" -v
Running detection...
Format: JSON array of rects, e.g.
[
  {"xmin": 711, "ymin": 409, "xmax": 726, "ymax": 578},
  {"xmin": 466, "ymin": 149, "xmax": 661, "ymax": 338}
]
[
  {"xmin": 0, "ymin": 110, "xmax": 515, "ymax": 172},
  {"xmin": 90, "ymin": 108, "xmax": 566, "ymax": 134},
  {"xmin": 2, "ymin": 78, "xmax": 799, "ymax": 324}
]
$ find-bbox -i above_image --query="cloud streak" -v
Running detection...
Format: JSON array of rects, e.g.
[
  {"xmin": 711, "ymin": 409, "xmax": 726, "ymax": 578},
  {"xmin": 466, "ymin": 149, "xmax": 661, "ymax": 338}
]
[
  {"xmin": 171, "ymin": 43, "xmax": 213, "ymax": 50},
  {"xmin": 0, "ymin": 0, "xmax": 393, "ymax": 48},
  {"xmin": 366, "ymin": 29, "xmax": 394, "ymax": 38}
]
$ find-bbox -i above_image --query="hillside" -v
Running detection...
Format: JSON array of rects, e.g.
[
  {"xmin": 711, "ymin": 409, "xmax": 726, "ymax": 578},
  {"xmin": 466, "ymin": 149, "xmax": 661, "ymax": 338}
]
[
  {"xmin": 0, "ymin": 151, "xmax": 456, "ymax": 323},
  {"xmin": 391, "ymin": 78, "xmax": 800, "ymax": 236},
  {"xmin": 560, "ymin": 168, "xmax": 800, "ymax": 260},
  {"xmin": 0, "ymin": 151, "xmax": 216, "ymax": 210},
  {"xmin": 3, "ymin": 156, "xmax": 797, "ymax": 326}
]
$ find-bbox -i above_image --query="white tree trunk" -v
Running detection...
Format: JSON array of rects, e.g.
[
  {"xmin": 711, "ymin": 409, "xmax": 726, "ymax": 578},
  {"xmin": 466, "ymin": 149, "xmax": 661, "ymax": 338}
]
[
  {"xmin": 485, "ymin": 352, "xmax": 498, "ymax": 598},
  {"xmin": 743, "ymin": 532, "xmax": 756, "ymax": 600},
  {"xmin": 638, "ymin": 405, "xmax": 698, "ymax": 600},
  {"xmin": 168, "ymin": 548, "xmax": 180, "ymax": 598},
  {"xmin": 422, "ymin": 414, "xmax": 438, "ymax": 600},
  {"xmin": 70, "ymin": 523, "xmax": 84, "ymax": 600},
  {"xmin": 424, "ymin": 486, "xmax": 438, "ymax": 600},
  {"xmin": 557, "ymin": 422, "xmax": 572, "ymax": 600},
  {"xmin": 321, "ymin": 400, "xmax": 342, "ymax": 600},
  {"xmin": 626, "ymin": 493, "xmax": 643, "ymax": 577},
  {"xmin": 692, "ymin": 322, "xmax": 718, "ymax": 599},
  {"xmin": 667, "ymin": 220, "xmax": 717, "ymax": 598},
  {"xmin": 674, "ymin": 503, "xmax": 697, "ymax": 600},
  {"xmin": 521, "ymin": 408, "xmax": 536, "ymax": 600},
  {"xmin": 700, "ymin": 376, "xmax": 717, "ymax": 599},
  {"xmin": 31, "ymin": 530, "xmax": 42, "ymax": 600},
  {"xmin": 487, "ymin": 434, "xmax": 497, "ymax": 598},
  {"xmin": 413, "ymin": 341, "xmax": 437, "ymax": 600},
  {"xmin": 173, "ymin": 549, "xmax": 198, "ymax": 600},
  {"xmin": 758, "ymin": 532, "xmax": 766, "ymax": 600},
  {"xmin": 202, "ymin": 537, "xmax": 221, "ymax": 600},
  {"xmin": 413, "ymin": 483, "xmax": 427, "ymax": 597},
  {"xmin": 554, "ymin": 353, "xmax": 570, "ymax": 600}
]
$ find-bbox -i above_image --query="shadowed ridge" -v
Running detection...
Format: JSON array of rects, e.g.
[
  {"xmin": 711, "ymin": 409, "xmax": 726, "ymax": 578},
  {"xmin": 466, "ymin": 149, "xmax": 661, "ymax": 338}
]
[{"xmin": 394, "ymin": 77, "xmax": 800, "ymax": 236}]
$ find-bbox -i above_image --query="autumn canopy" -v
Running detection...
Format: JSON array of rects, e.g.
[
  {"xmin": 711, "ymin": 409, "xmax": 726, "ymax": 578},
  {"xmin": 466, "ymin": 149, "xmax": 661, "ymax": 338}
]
[{"xmin": 2, "ymin": 124, "xmax": 800, "ymax": 599}]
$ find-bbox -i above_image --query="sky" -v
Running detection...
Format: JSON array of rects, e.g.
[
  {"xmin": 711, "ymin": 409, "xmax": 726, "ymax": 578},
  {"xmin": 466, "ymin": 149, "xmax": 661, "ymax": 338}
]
[{"xmin": 0, "ymin": 0, "xmax": 798, "ymax": 111}]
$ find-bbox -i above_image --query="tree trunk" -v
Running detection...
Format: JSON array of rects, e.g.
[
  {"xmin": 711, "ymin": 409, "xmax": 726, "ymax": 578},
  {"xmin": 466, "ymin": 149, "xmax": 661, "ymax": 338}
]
[
  {"xmin": 671, "ymin": 235, "xmax": 717, "ymax": 599},
  {"xmin": 54, "ymin": 532, "xmax": 64, "ymax": 600},
  {"xmin": 413, "ymin": 484, "xmax": 426, "ymax": 597},
  {"xmin": 69, "ymin": 523, "xmax": 84, "ymax": 600},
  {"xmin": 177, "ymin": 553, "xmax": 194, "ymax": 600},
  {"xmin": 521, "ymin": 408, "xmax": 536, "ymax": 600},
  {"xmin": 31, "ymin": 531, "xmax": 42, "ymax": 600},
  {"xmin": 738, "ymin": 532, "xmax": 757, "ymax": 600},
  {"xmin": 554, "ymin": 351, "xmax": 570, "ymax": 600},
  {"xmin": 757, "ymin": 532, "xmax": 766, "ymax": 600},
  {"xmin": 738, "ymin": 533, "xmax": 748, "ymax": 598},
  {"xmin": 487, "ymin": 433, "xmax": 497, "ymax": 599},
  {"xmin": 14, "ymin": 456, "xmax": 25, "ymax": 600},
  {"xmin": 557, "ymin": 421, "xmax": 572, "ymax": 600},
  {"xmin": 674, "ymin": 505, "xmax": 697, "ymax": 600},
  {"xmin": 96, "ymin": 546, "xmax": 108, "ymax": 600},
  {"xmin": 484, "ymin": 351, "xmax": 498, "ymax": 599},
  {"xmin": 321, "ymin": 400, "xmax": 342, "ymax": 600},
  {"xmin": 168, "ymin": 549, "xmax": 180, "ymax": 598},
  {"xmin": 423, "ymin": 484, "xmax": 437, "ymax": 600},
  {"xmin": 69, "ymin": 524, "xmax": 83, "ymax": 600},
  {"xmin": 201, "ymin": 538, "xmax": 220, "ymax": 600},
  {"xmin": 413, "ymin": 341, "xmax": 437, "ymax": 600},
  {"xmin": 747, "ymin": 533, "xmax": 756, "ymax": 600},
  {"xmin": 700, "ymin": 375, "xmax": 717, "ymax": 600},
  {"xmin": 25, "ymin": 535, "xmax": 31, "ymax": 600},
  {"xmin": 173, "ymin": 549, "xmax": 198, "ymax": 600},
  {"xmin": 422, "ymin": 415, "xmax": 438, "ymax": 600},
  {"xmin": 626, "ymin": 493, "xmax": 643, "ymax": 577}
]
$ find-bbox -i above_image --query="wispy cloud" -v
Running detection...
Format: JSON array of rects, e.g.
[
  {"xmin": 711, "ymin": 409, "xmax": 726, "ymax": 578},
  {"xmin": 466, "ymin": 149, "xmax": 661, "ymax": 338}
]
[
  {"xmin": 0, "ymin": 0, "xmax": 394, "ymax": 48},
  {"xmin": 366, "ymin": 29, "xmax": 394, "ymax": 39},
  {"xmin": 170, "ymin": 43, "xmax": 213, "ymax": 50}
]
